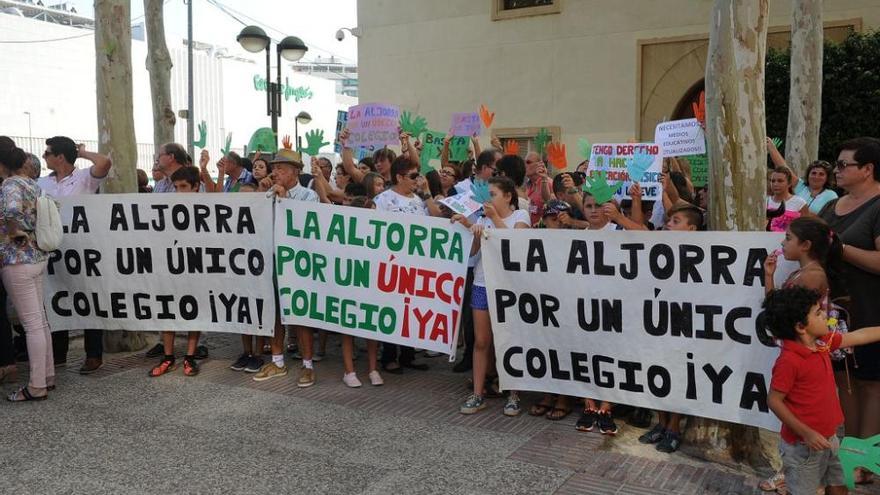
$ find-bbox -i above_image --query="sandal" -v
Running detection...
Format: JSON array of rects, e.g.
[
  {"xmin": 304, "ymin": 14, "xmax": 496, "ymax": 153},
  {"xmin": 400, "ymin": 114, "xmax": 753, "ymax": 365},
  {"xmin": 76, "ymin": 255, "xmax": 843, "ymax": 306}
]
[
  {"xmin": 856, "ymin": 468, "xmax": 874, "ymax": 485},
  {"xmin": 759, "ymin": 473, "xmax": 784, "ymax": 492},
  {"xmin": 7, "ymin": 386, "xmax": 48, "ymax": 402},
  {"xmin": 382, "ymin": 362, "xmax": 404, "ymax": 375},
  {"xmin": 529, "ymin": 401, "xmax": 554, "ymax": 417},
  {"xmin": 546, "ymin": 406, "xmax": 572, "ymax": 421}
]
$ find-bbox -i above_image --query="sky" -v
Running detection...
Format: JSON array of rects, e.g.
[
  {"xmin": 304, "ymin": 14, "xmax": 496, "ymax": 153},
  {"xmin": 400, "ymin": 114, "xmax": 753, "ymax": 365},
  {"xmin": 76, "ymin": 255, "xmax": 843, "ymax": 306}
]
[{"xmin": 65, "ymin": 0, "xmax": 359, "ymax": 63}]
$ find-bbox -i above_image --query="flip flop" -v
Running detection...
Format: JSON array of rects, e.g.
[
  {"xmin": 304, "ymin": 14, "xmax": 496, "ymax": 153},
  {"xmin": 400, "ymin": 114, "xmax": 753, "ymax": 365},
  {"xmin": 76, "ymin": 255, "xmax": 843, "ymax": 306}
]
[
  {"xmin": 546, "ymin": 407, "xmax": 572, "ymax": 421},
  {"xmin": 529, "ymin": 402, "xmax": 553, "ymax": 417},
  {"xmin": 7, "ymin": 386, "xmax": 48, "ymax": 402}
]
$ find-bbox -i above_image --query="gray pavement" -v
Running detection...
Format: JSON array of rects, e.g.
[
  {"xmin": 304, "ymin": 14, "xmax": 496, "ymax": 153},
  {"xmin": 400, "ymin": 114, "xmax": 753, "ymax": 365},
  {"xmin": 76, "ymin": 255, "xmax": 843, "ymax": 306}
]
[{"xmin": 3, "ymin": 333, "xmax": 879, "ymax": 495}]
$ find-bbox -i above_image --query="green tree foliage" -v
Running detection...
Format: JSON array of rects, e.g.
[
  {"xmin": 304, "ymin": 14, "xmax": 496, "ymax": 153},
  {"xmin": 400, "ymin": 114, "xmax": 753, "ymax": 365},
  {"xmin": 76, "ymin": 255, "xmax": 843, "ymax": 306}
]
[{"xmin": 766, "ymin": 30, "xmax": 880, "ymax": 162}]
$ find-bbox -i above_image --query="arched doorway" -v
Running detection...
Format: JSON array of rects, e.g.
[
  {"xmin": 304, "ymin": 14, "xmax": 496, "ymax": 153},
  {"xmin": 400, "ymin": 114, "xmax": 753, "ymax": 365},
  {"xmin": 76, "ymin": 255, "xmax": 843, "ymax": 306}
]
[{"xmin": 671, "ymin": 79, "xmax": 705, "ymax": 121}]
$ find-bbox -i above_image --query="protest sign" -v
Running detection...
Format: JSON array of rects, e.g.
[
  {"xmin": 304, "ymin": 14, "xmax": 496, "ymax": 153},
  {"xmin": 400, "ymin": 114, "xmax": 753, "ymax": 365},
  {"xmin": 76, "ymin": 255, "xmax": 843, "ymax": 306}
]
[
  {"xmin": 274, "ymin": 202, "xmax": 473, "ymax": 356},
  {"xmin": 481, "ymin": 229, "xmax": 789, "ymax": 430},
  {"xmin": 450, "ymin": 112, "xmax": 481, "ymax": 136},
  {"xmin": 687, "ymin": 154, "xmax": 709, "ymax": 188},
  {"xmin": 44, "ymin": 194, "xmax": 276, "ymax": 336},
  {"xmin": 334, "ymin": 110, "xmax": 348, "ymax": 153},
  {"xmin": 346, "ymin": 103, "xmax": 401, "ymax": 149},
  {"xmin": 440, "ymin": 190, "xmax": 483, "ymax": 217},
  {"xmin": 654, "ymin": 118, "xmax": 706, "ymax": 157},
  {"xmin": 589, "ymin": 143, "xmax": 662, "ymax": 200},
  {"xmin": 420, "ymin": 130, "xmax": 469, "ymax": 171}
]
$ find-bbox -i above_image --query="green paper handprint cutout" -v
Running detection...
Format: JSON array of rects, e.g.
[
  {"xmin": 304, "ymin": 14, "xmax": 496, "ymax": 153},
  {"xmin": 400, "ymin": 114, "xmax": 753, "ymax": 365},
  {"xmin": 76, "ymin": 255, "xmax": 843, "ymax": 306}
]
[
  {"xmin": 840, "ymin": 435, "xmax": 880, "ymax": 489},
  {"xmin": 193, "ymin": 121, "xmax": 207, "ymax": 148},
  {"xmin": 302, "ymin": 129, "xmax": 330, "ymax": 157},
  {"xmin": 578, "ymin": 138, "xmax": 592, "ymax": 161},
  {"xmin": 400, "ymin": 111, "xmax": 428, "ymax": 138},
  {"xmin": 771, "ymin": 137, "xmax": 784, "ymax": 150},
  {"xmin": 221, "ymin": 133, "xmax": 232, "ymax": 156},
  {"xmin": 582, "ymin": 171, "xmax": 623, "ymax": 205},
  {"xmin": 534, "ymin": 128, "xmax": 551, "ymax": 155}
]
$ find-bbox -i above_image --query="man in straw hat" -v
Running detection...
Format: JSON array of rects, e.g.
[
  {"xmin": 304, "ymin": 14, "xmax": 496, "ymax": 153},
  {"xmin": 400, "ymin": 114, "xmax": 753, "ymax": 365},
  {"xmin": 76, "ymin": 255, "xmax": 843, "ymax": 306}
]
[{"xmin": 254, "ymin": 149, "xmax": 322, "ymax": 387}]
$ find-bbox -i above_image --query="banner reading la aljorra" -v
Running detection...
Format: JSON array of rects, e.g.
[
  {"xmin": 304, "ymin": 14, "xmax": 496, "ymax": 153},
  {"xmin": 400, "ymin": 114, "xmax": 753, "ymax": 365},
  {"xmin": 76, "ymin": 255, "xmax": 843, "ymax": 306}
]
[
  {"xmin": 482, "ymin": 230, "xmax": 785, "ymax": 431},
  {"xmin": 274, "ymin": 201, "xmax": 473, "ymax": 356},
  {"xmin": 45, "ymin": 194, "xmax": 276, "ymax": 336}
]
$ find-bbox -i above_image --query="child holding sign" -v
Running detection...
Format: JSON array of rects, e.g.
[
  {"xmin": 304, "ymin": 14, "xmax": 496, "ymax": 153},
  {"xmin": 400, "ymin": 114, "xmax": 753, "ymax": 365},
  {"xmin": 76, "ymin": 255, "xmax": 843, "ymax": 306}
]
[
  {"xmin": 635, "ymin": 202, "xmax": 704, "ymax": 452},
  {"xmin": 149, "ymin": 166, "xmax": 203, "ymax": 378},
  {"xmin": 453, "ymin": 177, "xmax": 530, "ymax": 416},
  {"xmin": 764, "ymin": 287, "xmax": 880, "ymax": 495}
]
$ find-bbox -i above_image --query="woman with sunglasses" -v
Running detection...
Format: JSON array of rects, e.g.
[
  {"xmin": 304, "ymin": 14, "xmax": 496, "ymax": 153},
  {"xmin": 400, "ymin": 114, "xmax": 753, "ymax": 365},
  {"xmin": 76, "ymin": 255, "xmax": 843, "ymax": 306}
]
[{"xmin": 818, "ymin": 137, "xmax": 880, "ymax": 486}]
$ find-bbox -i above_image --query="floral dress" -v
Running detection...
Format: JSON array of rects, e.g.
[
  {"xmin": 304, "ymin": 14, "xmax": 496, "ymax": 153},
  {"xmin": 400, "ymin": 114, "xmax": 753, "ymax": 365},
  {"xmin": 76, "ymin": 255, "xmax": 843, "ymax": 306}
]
[{"xmin": 0, "ymin": 176, "xmax": 47, "ymax": 266}]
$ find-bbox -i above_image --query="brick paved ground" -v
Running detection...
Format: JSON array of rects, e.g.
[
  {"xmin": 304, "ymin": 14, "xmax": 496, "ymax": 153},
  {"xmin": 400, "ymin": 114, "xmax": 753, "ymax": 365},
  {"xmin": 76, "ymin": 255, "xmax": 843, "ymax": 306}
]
[{"xmin": 4, "ymin": 332, "xmax": 880, "ymax": 495}]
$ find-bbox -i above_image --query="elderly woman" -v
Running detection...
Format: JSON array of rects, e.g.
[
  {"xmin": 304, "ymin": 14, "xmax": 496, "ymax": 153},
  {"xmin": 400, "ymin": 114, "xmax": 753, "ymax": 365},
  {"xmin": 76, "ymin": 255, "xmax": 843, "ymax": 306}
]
[
  {"xmin": 0, "ymin": 138, "xmax": 53, "ymax": 401},
  {"xmin": 819, "ymin": 137, "xmax": 880, "ymax": 485}
]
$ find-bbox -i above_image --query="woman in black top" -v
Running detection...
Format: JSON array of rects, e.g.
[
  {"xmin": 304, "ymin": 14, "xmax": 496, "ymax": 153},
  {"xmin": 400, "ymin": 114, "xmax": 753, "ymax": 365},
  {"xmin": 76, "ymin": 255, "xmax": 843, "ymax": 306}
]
[{"xmin": 819, "ymin": 137, "xmax": 880, "ymax": 484}]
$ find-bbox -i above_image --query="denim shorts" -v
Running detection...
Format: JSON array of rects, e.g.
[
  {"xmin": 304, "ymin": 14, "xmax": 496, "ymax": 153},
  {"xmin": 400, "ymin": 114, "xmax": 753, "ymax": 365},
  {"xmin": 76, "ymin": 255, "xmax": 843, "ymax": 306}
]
[
  {"xmin": 471, "ymin": 285, "xmax": 488, "ymax": 311},
  {"xmin": 779, "ymin": 436, "xmax": 844, "ymax": 494}
]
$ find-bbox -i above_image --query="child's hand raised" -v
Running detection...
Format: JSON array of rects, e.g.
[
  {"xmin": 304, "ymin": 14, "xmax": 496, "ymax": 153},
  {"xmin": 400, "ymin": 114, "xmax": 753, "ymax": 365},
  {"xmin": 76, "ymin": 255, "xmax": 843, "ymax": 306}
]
[{"xmin": 764, "ymin": 251, "xmax": 779, "ymax": 279}]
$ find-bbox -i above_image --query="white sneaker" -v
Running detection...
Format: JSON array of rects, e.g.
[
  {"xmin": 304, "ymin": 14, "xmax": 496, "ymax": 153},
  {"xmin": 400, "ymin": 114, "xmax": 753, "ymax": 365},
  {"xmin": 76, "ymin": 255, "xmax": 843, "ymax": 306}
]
[
  {"xmin": 342, "ymin": 372, "xmax": 362, "ymax": 388},
  {"xmin": 368, "ymin": 370, "xmax": 384, "ymax": 386}
]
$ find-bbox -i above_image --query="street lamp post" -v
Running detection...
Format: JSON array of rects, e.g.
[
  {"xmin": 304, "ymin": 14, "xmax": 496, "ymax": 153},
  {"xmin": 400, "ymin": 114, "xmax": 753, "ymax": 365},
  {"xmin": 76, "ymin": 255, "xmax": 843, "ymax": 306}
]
[
  {"xmin": 294, "ymin": 111, "xmax": 312, "ymax": 152},
  {"xmin": 236, "ymin": 26, "xmax": 308, "ymax": 150}
]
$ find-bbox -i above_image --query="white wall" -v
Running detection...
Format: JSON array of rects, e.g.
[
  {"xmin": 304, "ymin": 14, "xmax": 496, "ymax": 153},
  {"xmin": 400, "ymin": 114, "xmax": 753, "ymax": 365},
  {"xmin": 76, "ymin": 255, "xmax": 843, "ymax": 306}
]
[
  {"xmin": 0, "ymin": 13, "xmax": 354, "ymax": 172},
  {"xmin": 356, "ymin": 0, "xmax": 880, "ymax": 168}
]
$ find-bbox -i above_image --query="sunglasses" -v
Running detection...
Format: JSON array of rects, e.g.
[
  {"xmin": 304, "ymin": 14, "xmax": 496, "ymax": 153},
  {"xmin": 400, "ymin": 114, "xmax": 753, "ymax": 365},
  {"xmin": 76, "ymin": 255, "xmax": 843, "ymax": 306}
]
[
  {"xmin": 405, "ymin": 172, "xmax": 420, "ymax": 180},
  {"xmin": 835, "ymin": 160, "xmax": 861, "ymax": 171},
  {"xmin": 440, "ymin": 170, "xmax": 455, "ymax": 177}
]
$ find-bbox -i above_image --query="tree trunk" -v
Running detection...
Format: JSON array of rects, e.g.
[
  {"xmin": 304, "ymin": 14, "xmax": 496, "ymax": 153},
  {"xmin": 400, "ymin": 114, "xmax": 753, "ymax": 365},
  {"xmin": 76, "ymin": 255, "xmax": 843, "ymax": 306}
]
[
  {"xmin": 144, "ymin": 0, "xmax": 176, "ymax": 153},
  {"xmin": 689, "ymin": 0, "xmax": 771, "ymax": 470},
  {"xmin": 785, "ymin": 0, "xmax": 823, "ymax": 175},
  {"xmin": 95, "ymin": 0, "xmax": 147, "ymax": 352},
  {"xmin": 705, "ymin": 0, "xmax": 769, "ymax": 232}
]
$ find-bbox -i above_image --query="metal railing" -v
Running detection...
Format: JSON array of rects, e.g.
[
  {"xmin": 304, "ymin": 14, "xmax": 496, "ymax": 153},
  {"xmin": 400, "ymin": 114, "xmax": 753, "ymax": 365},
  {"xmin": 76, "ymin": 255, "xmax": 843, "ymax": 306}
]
[{"xmin": 6, "ymin": 135, "xmax": 157, "ymax": 176}]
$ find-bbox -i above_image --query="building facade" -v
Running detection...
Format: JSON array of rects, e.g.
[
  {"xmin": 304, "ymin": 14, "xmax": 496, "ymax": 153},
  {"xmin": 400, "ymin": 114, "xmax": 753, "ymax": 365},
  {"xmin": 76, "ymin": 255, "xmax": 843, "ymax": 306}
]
[
  {"xmin": 356, "ymin": 0, "xmax": 879, "ymax": 165},
  {"xmin": 0, "ymin": 6, "xmax": 356, "ymax": 173}
]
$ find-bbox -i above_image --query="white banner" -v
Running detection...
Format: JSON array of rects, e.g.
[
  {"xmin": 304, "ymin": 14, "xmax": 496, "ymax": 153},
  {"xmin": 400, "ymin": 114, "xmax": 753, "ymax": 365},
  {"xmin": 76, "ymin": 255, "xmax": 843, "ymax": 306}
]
[
  {"xmin": 654, "ymin": 118, "xmax": 707, "ymax": 157},
  {"xmin": 45, "ymin": 194, "xmax": 276, "ymax": 336},
  {"xmin": 482, "ymin": 229, "xmax": 787, "ymax": 431},
  {"xmin": 274, "ymin": 201, "xmax": 473, "ymax": 356}
]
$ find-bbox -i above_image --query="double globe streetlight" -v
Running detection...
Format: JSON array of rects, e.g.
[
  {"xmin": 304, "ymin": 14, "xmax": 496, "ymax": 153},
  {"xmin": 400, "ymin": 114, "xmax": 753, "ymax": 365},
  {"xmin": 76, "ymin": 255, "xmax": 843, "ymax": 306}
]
[{"xmin": 236, "ymin": 26, "xmax": 308, "ymax": 149}]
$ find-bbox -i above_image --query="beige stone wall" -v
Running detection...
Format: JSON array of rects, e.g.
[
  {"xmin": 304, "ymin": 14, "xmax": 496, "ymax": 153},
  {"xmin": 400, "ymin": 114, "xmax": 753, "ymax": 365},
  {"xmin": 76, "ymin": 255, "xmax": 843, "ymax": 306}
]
[{"xmin": 357, "ymin": 0, "xmax": 880, "ymax": 168}]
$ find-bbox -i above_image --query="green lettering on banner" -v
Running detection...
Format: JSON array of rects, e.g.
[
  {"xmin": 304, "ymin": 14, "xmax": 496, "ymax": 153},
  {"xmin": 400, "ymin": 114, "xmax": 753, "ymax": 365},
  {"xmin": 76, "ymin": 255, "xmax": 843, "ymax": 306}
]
[
  {"xmin": 327, "ymin": 214, "xmax": 346, "ymax": 244},
  {"xmin": 409, "ymin": 225, "xmax": 428, "ymax": 256},
  {"xmin": 303, "ymin": 211, "xmax": 321, "ymax": 239},
  {"xmin": 687, "ymin": 154, "xmax": 709, "ymax": 188},
  {"xmin": 333, "ymin": 258, "xmax": 371, "ymax": 288},
  {"xmin": 277, "ymin": 246, "xmax": 295, "ymax": 275}
]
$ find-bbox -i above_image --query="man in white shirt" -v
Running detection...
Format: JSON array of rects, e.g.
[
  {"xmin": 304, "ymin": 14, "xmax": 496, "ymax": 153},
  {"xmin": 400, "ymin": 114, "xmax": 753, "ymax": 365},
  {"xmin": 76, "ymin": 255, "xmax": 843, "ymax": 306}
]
[
  {"xmin": 254, "ymin": 149, "xmax": 320, "ymax": 387},
  {"xmin": 39, "ymin": 136, "xmax": 111, "ymax": 374}
]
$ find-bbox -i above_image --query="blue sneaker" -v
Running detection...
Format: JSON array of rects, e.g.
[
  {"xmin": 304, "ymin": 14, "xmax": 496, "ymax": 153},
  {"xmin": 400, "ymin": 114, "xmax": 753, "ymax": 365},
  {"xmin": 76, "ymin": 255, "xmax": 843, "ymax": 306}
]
[{"xmin": 460, "ymin": 394, "xmax": 486, "ymax": 415}]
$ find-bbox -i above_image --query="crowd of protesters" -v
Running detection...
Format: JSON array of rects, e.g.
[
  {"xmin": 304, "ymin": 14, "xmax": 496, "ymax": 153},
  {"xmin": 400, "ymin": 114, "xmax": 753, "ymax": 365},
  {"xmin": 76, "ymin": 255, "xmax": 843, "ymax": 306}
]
[{"xmin": 1, "ymin": 131, "xmax": 880, "ymax": 495}]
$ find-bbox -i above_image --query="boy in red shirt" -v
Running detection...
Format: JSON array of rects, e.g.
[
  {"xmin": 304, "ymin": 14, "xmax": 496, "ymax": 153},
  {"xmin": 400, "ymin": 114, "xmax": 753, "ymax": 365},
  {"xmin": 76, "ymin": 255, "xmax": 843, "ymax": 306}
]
[{"xmin": 764, "ymin": 287, "xmax": 880, "ymax": 495}]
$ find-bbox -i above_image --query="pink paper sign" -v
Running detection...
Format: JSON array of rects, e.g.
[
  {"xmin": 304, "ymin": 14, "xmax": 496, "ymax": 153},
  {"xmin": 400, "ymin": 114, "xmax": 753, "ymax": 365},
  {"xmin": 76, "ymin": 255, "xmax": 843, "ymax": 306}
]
[
  {"xmin": 450, "ymin": 112, "xmax": 481, "ymax": 136},
  {"xmin": 347, "ymin": 103, "xmax": 401, "ymax": 148}
]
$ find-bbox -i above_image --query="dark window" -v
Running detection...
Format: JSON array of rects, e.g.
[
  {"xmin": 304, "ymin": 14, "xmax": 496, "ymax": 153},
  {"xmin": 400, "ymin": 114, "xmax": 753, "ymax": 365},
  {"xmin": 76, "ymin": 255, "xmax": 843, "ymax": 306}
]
[{"xmin": 503, "ymin": 0, "xmax": 554, "ymax": 9}]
